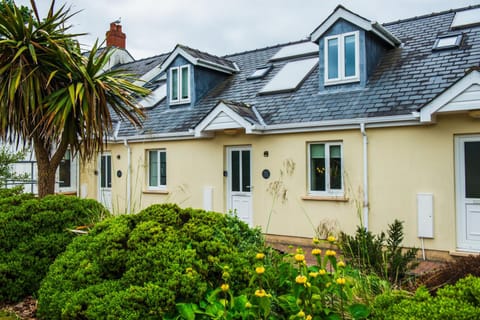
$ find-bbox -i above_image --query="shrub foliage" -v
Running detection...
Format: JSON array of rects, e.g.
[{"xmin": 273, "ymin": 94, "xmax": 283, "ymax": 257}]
[
  {"xmin": 0, "ymin": 192, "xmax": 109, "ymax": 302},
  {"xmin": 372, "ymin": 275, "xmax": 480, "ymax": 319},
  {"xmin": 37, "ymin": 204, "xmax": 264, "ymax": 319}
]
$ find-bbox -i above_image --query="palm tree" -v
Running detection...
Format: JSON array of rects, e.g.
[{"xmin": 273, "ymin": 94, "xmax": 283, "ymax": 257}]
[{"xmin": 0, "ymin": 1, "xmax": 148, "ymax": 197}]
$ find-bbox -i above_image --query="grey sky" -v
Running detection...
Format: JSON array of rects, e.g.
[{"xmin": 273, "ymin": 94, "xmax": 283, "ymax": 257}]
[{"xmin": 15, "ymin": 0, "xmax": 480, "ymax": 60}]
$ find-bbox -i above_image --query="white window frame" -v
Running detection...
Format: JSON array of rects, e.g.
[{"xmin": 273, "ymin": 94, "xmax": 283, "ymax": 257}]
[
  {"xmin": 324, "ymin": 31, "xmax": 360, "ymax": 85},
  {"xmin": 147, "ymin": 149, "xmax": 167, "ymax": 190},
  {"xmin": 169, "ymin": 65, "xmax": 191, "ymax": 104},
  {"xmin": 308, "ymin": 142, "xmax": 344, "ymax": 196}
]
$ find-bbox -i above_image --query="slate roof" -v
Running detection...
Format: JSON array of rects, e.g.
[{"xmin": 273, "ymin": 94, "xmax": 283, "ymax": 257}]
[
  {"xmin": 177, "ymin": 45, "xmax": 238, "ymax": 72},
  {"xmin": 116, "ymin": 5, "xmax": 480, "ymax": 138}
]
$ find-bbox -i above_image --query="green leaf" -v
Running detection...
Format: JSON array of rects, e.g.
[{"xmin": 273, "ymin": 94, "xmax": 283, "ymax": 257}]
[
  {"xmin": 349, "ymin": 303, "xmax": 370, "ymax": 319},
  {"xmin": 176, "ymin": 303, "xmax": 196, "ymax": 320}
]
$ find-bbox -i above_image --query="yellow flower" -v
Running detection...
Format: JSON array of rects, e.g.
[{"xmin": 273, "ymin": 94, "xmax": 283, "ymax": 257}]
[
  {"xmin": 337, "ymin": 261, "xmax": 346, "ymax": 268},
  {"xmin": 297, "ymin": 310, "xmax": 305, "ymax": 318},
  {"xmin": 306, "ymin": 315, "xmax": 312, "ymax": 320},
  {"xmin": 256, "ymin": 252, "xmax": 265, "ymax": 260},
  {"xmin": 185, "ymin": 267, "xmax": 193, "ymax": 273},
  {"xmin": 245, "ymin": 301, "xmax": 252, "ymax": 308},
  {"xmin": 296, "ymin": 275, "xmax": 307, "ymax": 284},
  {"xmin": 327, "ymin": 235, "xmax": 336, "ymax": 243},
  {"xmin": 311, "ymin": 248, "xmax": 322, "ymax": 256},
  {"xmin": 319, "ymin": 269, "xmax": 327, "ymax": 275},
  {"xmin": 220, "ymin": 283, "xmax": 229, "ymax": 292},
  {"xmin": 294, "ymin": 253, "xmax": 305, "ymax": 262},
  {"xmin": 326, "ymin": 249, "xmax": 336, "ymax": 257},
  {"xmin": 312, "ymin": 237, "xmax": 320, "ymax": 244},
  {"xmin": 255, "ymin": 289, "xmax": 267, "ymax": 297},
  {"xmin": 255, "ymin": 266, "xmax": 265, "ymax": 274},
  {"xmin": 336, "ymin": 277, "xmax": 346, "ymax": 285},
  {"xmin": 309, "ymin": 271, "xmax": 318, "ymax": 278}
]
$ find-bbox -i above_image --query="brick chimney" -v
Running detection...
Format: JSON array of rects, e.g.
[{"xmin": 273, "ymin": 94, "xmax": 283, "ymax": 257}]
[{"xmin": 106, "ymin": 22, "xmax": 126, "ymax": 49}]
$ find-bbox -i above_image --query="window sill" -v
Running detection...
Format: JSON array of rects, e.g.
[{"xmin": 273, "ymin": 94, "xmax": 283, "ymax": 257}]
[
  {"xmin": 169, "ymin": 99, "xmax": 191, "ymax": 106},
  {"xmin": 57, "ymin": 191, "xmax": 77, "ymax": 196},
  {"xmin": 301, "ymin": 195, "xmax": 348, "ymax": 202},
  {"xmin": 143, "ymin": 189, "xmax": 169, "ymax": 195},
  {"xmin": 324, "ymin": 77, "xmax": 360, "ymax": 86}
]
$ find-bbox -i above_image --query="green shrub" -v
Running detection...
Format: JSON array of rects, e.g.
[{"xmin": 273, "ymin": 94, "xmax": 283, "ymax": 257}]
[
  {"xmin": 371, "ymin": 275, "xmax": 480, "ymax": 319},
  {"xmin": 420, "ymin": 255, "xmax": 480, "ymax": 294},
  {"xmin": 339, "ymin": 219, "xmax": 418, "ymax": 286},
  {"xmin": 37, "ymin": 204, "xmax": 264, "ymax": 319},
  {"xmin": 0, "ymin": 194, "xmax": 109, "ymax": 302}
]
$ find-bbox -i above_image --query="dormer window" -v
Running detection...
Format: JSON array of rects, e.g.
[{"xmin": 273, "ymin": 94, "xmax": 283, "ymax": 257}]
[
  {"xmin": 170, "ymin": 65, "xmax": 190, "ymax": 104},
  {"xmin": 324, "ymin": 31, "xmax": 360, "ymax": 85}
]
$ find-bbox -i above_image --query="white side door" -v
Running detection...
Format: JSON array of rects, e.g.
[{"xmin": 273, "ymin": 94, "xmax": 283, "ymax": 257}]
[
  {"xmin": 227, "ymin": 147, "xmax": 252, "ymax": 225},
  {"xmin": 456, "ymin": 135, "xmax": 480, "ymax": 252},
  {"xmin": 98, "ymin": 153, "xmax": 112, "ymax": 211}
]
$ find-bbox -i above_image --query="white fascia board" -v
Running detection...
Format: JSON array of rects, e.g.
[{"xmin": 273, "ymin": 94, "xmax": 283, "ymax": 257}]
[
  {"xmin": 254, "ymin": 113, "xmax": 421, "ymax": 134},
  {"xmin": 311, "ymin": 7, "xmax": 371, "ymax": 42},
  {"xmin": 159, "ymin": 47, "xmax": 236, "ymax": 75},
  {"xmin": 194, "ymin": 102, "xmax": 254, "ymax": 137},
  {"xmin": 159, "ymin": 47, "xmax": 199, "ymax": 74},
  {"xmin": 114, "ymin": 131, "xmax": 195, "ymax": 143},
  {"xmin": 420, "ymin": 70, "xmax": 480, "ymax": 123},
  {"xmin": 311, "ymin": 7, "xmax": 399, "ymax": 47}
]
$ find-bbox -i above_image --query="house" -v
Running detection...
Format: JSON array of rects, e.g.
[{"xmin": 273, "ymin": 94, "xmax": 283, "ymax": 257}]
[{"xmin": 75, "ymin": 5, "xmax": 480, "ymax": 259}]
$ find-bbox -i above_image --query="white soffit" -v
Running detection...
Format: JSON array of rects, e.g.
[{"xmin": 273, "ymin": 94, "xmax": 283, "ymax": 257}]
[
  {"xmin": 259, "ymin": 58, "xmax": 318, "ymax": 94},
  {"xmin": 451, "ymin": 8, "xmax": 480, "ymax": 29},
  {"xmin": 138, "ymin": 83, "xmax": 166, "ymax": 108},
  {"xmin": 270, "ymin": 42, "xmax": 318, "ymax": 61}
]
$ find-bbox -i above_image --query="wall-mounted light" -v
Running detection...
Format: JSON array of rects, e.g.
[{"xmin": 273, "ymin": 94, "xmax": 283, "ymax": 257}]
[{"xmin": 263, "ymin": 151, "xmax": 269, "ymax": 157}]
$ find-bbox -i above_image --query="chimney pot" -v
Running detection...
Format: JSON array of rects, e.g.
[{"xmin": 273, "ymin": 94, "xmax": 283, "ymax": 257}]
[{"xmin": 106, "ymin": 22, "xmax": 126, "ymax": 49}]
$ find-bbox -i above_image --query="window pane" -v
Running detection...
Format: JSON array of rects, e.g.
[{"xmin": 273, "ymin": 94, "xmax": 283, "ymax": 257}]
[
  {"xmin": 465, "ymin": 142, "xmax": 480, "ymax": 198},
  {"xmin": 106, "ymin": 155, "xmax": 112, "ymax": 188},
  {"xmin": 327, "ymin": 38, "xmax": 339, "ymax": 79},
  {"xmin": 310, "ymin": 144, "xmax": 326, "ymax": 191},
  {"xmin": 330, "ymin": 145, "xmax": 342, "ymax": 190},
  {"xmin": 171, "ymin": 69, "xmax": 178, "ymax": 100},
  {"xmin": 59, "ymin": 150, "xmax": 71, "ymax": 188},
  {"xmin": 160, "ymin": 151, "xmax": 167, "ymax": 186},
  {"xmin": 344, "ymin": 35, "xmax": 356, "ymax": 77},
  {"xmin": 242, "ymin": 150, "xmax": 250, "ymax": 192},
  {"xmin": 231, "ymin": 151, "xmax": 240, "ymax": 192},
  {"xmin": 181, "ymin": 66, "xmax": 189, "ymax": 99},
  {"xmin": 149, "ymin": 151, "xmax": 158, "ymax": 187},
  {"xmin": 100, "ymin": 156, "xmax": 106, "ymax": 188}
]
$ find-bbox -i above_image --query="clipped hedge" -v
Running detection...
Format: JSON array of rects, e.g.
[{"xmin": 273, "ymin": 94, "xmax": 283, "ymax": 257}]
[
  {"xmin": 372, "ymin": 275, "xmax": 480, "ymax": 319},
  {"xmin": 0, "ymin": 191, "xmax": 109, "ymax": 302},
  {"xmin": 37, "ymin": 203, "xmax": 264, "ymax": 319}
]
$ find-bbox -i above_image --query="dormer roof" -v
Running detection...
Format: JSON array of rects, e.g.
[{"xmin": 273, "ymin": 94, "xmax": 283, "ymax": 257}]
[
  {"xmin": 159, "ymin": 44, "xmax": 239, "ymax": 74},
  {"xmin": 310, "ymin": 5, "xmax": 401, "ymax": 47}
]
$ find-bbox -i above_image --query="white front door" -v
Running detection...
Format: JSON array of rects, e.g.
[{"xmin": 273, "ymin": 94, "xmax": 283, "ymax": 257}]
[
  {"xmin": 456, "ymin": 135, "xmax": 480, "ymax": 251},
  {"xmin": 227, "ymin": 147, "xmax": 252, "ymax": 225},
  {"xmin": 98, "ymin": 153, "xmax": 112, "ymax": 211}
]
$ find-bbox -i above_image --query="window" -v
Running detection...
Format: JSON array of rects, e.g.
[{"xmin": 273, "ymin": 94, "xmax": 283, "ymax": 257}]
[
  {"xmin": 432, "ymin": 34, "xmax": 463, "ymax": 50},
  {"xmin": 308, "ymin": 143, "xmax": 343, "ymax": 195},
  {"xmin": 247, "ymin": 65, "xmax": 272, "ymax": 80},
  {"xmin": 324, "ymin": 31, "xmax": 360, "ymax": 85},
  {"xmin": 59, "ymin": 150, "xmax": 76, "ymax": 191},
  {"xmin": 148, "ymin": 150, "xmax": 166, "ymax": 189},
  {"xmin": 170, "ymin": 65, "xmax": 190, "ymax": 104}
]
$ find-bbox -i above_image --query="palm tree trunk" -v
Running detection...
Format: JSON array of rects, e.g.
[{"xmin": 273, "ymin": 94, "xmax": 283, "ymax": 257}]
[{"xmin": 33, "ymin": 135, "xmax": 69, "ymax": 198}]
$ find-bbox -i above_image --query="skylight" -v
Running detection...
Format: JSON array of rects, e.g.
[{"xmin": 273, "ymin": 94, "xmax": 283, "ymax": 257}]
[
  {"xmin": 270, "ymin": 42, "xmax": 318, "ymax": 61},
  {"xmin": 247, "ymin": 65, "xmax": 272, "ymax": 80},
  {"xmin": 433, "ymin": 33, "xmax": 463, "ymax": 50},
  {"xmin": 139, "ymin": 83, "xmax": 166, "ymax": 108},
  {"xmin": 451, "ymin": 8, "xmax": 480, "ymax": 29},
  {"xmin": 259, "ymin": 58, "xmax": 318, "ymax": 94}
]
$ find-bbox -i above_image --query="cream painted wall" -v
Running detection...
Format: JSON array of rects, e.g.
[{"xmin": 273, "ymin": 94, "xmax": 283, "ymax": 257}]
[{"xmin": 79, "ymin": 113, "xmax": 480, "ymax": 253}]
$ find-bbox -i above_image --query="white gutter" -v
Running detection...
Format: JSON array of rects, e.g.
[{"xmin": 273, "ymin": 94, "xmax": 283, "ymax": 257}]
[
  {"xmin": 360, "ymin": 123, "xmax": 369, "ymax": 230},
  {"xmin": 123, "ymin": 139, "xmax": 132, "ymax": 214}
]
